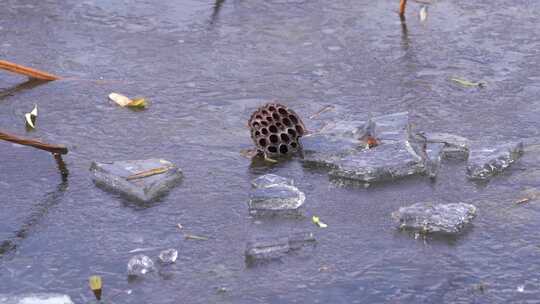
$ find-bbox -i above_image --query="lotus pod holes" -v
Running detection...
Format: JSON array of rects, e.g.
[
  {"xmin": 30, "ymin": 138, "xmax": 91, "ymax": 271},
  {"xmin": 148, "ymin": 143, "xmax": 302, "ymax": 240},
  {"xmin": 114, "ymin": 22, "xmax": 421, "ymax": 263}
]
[{"xmin": 249, "ymin": 103, "xmax": 306, "ymax": 158}]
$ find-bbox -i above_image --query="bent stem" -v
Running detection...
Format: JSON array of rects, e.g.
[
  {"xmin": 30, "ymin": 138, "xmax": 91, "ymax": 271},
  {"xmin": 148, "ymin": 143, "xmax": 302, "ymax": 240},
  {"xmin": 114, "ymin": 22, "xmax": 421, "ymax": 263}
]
[{"xmin": 399, "ymin": 0, "xmax": 407, "ymax": 17}]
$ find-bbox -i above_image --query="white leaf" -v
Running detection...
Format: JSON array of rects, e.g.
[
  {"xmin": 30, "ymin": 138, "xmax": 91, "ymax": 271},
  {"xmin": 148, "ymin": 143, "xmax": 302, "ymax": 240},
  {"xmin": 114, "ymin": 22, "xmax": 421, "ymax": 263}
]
[
  {"xmin": 109, "ymin": 92, "xmax": 132, "ymax": 107},
  {"xmin": 420, "ymin": 6, "xmax": 428, "ymax": 22}
]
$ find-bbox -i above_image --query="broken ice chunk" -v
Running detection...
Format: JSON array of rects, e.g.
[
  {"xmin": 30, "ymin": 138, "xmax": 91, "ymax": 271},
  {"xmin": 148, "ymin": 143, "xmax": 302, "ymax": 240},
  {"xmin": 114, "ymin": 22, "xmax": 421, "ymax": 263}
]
[
  {"xmin": 466, "ymin": 142, "xmax": 523, "ymax": 180},
  {"xmin": 424, "ymin": 132, "xmax": 471, "ymax": 160},
  {"xmin": 392, "ymin": 202, "xmax": 477, "ymax": 234},
  {"xmin": 90, "ymin": 159, "xmax": 183, "ymax": 203},
  {"xmin": 245, "ymin": 232, "xmax": 316, "ymax": 266},
  {"xmin": 127, "ymin": 254, "xmax": 155, "ymax": 277},
  {"xmin": 248, "ymin": 184, "xmax": 305, "ymax": 217},
  {"xmin": 329, "ymin": 141, "xmax": 425, "ymax": 182},
  {"xmin": 251, "ymin": 174, "xmax": 294, "ymax": 188}
]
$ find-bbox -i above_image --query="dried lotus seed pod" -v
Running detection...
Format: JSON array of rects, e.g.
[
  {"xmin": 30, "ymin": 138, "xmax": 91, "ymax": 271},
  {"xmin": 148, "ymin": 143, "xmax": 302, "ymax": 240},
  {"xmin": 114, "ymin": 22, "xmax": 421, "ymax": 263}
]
[{"xmin": 248, "ymin": 102, "xmax": 306, "ymax": 158}]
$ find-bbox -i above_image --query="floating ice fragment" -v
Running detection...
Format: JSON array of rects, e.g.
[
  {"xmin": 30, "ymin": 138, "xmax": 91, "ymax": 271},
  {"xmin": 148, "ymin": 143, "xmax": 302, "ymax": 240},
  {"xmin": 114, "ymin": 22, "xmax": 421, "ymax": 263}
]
[
  {"xmin": 127, "ymin": 254, "xmax": 155, "ymax": 277},
  {"xmin": 392, "ymin": 202, "xmax": 477, "ymax": 234},
  {"xmin": 245, "ymin": 232, "xmax": 316, "ymax": 266},
  {"xmin": 90, "ymin": 159, "xmax": 183, "ymax": 202},
  {"xmin": 248, "ymin": 174, "xmax": 305, "ymax": 216},
  {"xmin": 158, "ymin": 249, "xmax": 178, "ymax": 264},
  {"xmin": 467, "ymin": 141, "xmax": 523, "ymax": 180}
]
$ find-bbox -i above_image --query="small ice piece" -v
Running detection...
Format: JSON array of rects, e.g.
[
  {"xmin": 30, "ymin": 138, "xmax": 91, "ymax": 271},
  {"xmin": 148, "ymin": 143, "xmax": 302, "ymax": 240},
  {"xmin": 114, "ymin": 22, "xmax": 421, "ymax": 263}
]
[
  {"xmin": 90, "ymin": 159, "xmax": 183, "ymax": 202},
  {"xmin": 424, "ymin": 143, "xmax": 445, "ymax": 178},
  {"xmin": 251, "ymin": 174, "xmax": 293, "ymax": 189},
  {"xmin": 245, "ymin": 232, "xmax": 316, "ymax": 265},
  {"xmin": 392, "ymin": 202, "xmax": 477, "ymax": 234},
  {"xmin": 248, "ymin": 184, "xmax": 305, "ymax": 216},
  {"xmin": 424, "ymin": 132, "xmax": 471, "ymax": 160},
  {"xmin": 158, "ymin": 249, "xmax": 178, "ymax": 264},
  {"xmin": 467, "ymin": 142, "xmax": 523, "ymax": 180},
  {"xmin": 0, "ymin": 293, "xmax": 74, "ymax": 304},
  {"xmin": 127, "ymin": 254, "xmax": 155, "ymax": 277},
  {"xmin": 329, "ymin": 141, "xmax": 425, "ymax": 182}
]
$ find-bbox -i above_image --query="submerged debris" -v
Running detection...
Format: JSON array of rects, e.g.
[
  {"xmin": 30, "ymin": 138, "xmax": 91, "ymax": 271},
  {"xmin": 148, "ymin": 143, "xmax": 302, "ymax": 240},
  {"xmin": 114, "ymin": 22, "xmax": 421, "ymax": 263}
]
[
  {"xmin": 127, "ymin": 254, "xmax": 155, "ymax": 277},
  {"xmin": 248, "ymin": 103, "xmax": 306, "ymax": 158},
  {"xmin": 0, "ymin": 293, "xmax": 74, "ymax": 304},
  {"xmin": 248, "ymin": 174, "xmax": 305, "ymax": 216},
  {"xmin": 466, "ymin": 141, "xmax": 523, "ymax": 180},
  {"xmin": 245, "ymin": 232, "xmax": 316, "ymax": 266},
  {"xmin": 392, "ymin": 202, "xmax": 477, "ymax": 234},
  {"xmin": 90, "ymin": 159, "xmax": 183, "ymax": 202}
]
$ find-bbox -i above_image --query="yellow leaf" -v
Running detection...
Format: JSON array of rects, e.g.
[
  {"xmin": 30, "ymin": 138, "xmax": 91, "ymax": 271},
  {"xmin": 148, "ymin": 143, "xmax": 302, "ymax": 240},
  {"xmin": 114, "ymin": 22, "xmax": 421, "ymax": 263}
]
[
  {"xmin": 127, "ymin": 98, "xmax": 147, "ymax": 108},
  {"xmin": 451, "ymin": 77, "xmax": 486, "ymax": 88},
  {"xmin": 109, "ymin": 92, "xmax": 132, "ymax": 107},
  {"xmin": 312, "ymin": 216, "xmax": 328, "ymax": 228},
  {"xmin": 89, "ymin": 275, "xmax": 102, "ymax": 291},
  {"xmin": 184, "ymin": 234, "xmax": 209, "ymax": 241}
]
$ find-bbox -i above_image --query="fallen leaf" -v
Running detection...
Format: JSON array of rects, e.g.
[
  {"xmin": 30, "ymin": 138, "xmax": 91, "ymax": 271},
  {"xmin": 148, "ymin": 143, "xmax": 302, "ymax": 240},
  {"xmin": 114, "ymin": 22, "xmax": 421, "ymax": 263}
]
[
  {"xmin": 312, "ymin": 216, "xmax": 328, "ymax": 228},
  {"xmin": 109, "ymin": 92, "xmax": 148, "ymax": 108},
  {"xmin": 184, "ymin": 234, "xmax": 209, "ymax": 241},
  {"xmin": 515, "ymin": 197, "xmax": 531, "ymax": 205},
  {"xmin": 263, "ymin": 155, "xmax": 278, "ymax": 163},
  {"xmin": 128, "ymin": 98, "xmax": 147, "ymax": 108},
  {"xmin": 24, "ymin": 104, "xmax": 38, "ymax": 129},
  {"xmin": 89, "ymin": 275, "xmax": 102, "ymax": 290},
  {"xmin": 451, "ymin": 77, "xmax": 486, "ymax": 88},
  {"xmin": 109, "ymin": 92, "xmax": 132, "ymax": 107}
]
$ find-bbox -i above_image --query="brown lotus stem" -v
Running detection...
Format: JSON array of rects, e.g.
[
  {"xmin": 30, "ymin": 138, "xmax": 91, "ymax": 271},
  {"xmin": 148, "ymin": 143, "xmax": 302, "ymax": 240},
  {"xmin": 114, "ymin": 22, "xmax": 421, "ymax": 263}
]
[
  {"xmin": 0, "ymin": 60, "xmax": 60, "ymax": 81},
  {"xmin": 0, "ymin": 131, "xmax": 68, "ymax": 154},
  {"xmin": 399, "ymin": 0, "xmax": 407, "ymax": 17}
]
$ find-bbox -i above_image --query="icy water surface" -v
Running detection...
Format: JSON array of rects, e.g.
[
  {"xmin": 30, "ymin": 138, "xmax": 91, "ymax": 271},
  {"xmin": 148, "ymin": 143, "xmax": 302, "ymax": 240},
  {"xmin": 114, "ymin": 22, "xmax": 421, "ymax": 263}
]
[{"xmin": 2, "ymin": 0, "xmax": 540, "ymax": 303}]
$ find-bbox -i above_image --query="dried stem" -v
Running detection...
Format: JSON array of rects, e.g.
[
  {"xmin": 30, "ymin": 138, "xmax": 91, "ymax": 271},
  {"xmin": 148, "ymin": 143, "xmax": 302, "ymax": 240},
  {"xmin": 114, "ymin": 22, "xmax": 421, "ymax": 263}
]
[
  {"xmin": 0, "ymin": 131, "xmax": 68, "ymax": 154},
  {"xmin": 0, "ymin": 60, "xmax": 61, "ymax": 81},
  {"xmin": 399, "ymin": 0, "xmax": 408, "ymax": 17}
]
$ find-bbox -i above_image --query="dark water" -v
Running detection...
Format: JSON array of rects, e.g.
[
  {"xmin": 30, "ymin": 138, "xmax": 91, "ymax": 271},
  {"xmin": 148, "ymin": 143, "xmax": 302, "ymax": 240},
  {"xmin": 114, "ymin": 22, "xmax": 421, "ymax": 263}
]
[{"xmin": 1, "ymin": 0, "xmax": 540, "ymax": 303}]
